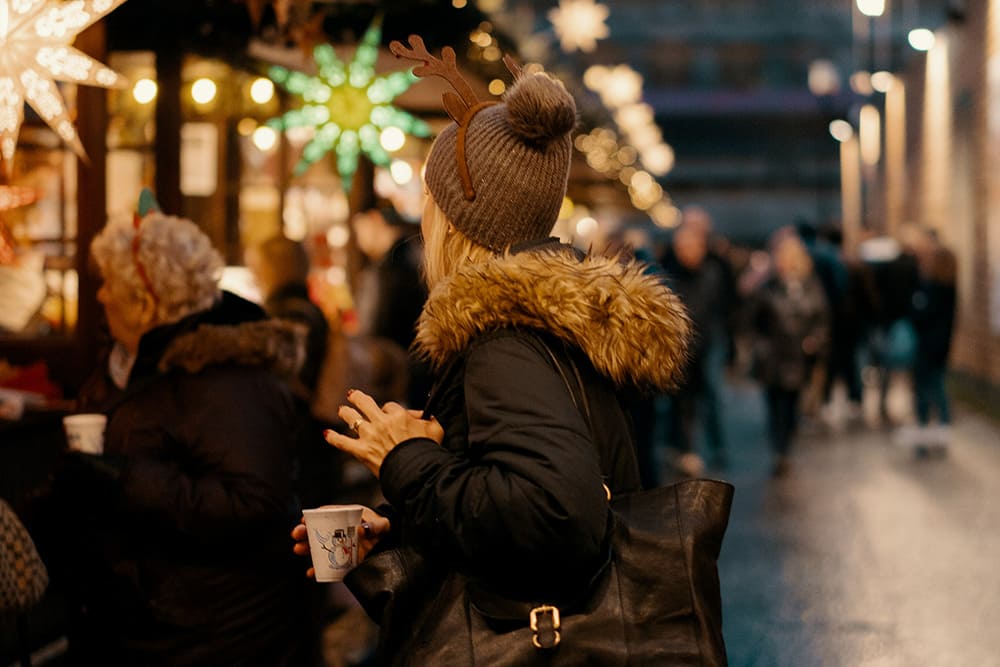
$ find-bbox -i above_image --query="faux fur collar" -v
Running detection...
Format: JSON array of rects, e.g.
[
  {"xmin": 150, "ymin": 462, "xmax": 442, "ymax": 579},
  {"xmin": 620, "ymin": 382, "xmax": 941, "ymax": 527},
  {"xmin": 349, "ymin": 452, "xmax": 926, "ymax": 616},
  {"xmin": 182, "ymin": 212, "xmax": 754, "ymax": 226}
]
[
  {"xmin": 158, "ymin": 319, "xmax": 306, "ymax": 378},
  {"xmin": 415, "ymin": 249, "xmax": 691, "ymax": 390}
]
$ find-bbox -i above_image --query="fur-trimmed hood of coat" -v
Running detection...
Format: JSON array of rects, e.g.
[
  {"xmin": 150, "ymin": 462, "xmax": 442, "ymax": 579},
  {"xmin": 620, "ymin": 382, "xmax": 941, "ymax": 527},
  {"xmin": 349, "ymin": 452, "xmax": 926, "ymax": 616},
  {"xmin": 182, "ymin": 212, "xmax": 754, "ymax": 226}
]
[
  {"xmin": 415, "ymin": 248, "xmax": 691, "ymax": 390},
  {"xmin": 158, "ymin": 319, "xmax": 306, "ymax": 378}
]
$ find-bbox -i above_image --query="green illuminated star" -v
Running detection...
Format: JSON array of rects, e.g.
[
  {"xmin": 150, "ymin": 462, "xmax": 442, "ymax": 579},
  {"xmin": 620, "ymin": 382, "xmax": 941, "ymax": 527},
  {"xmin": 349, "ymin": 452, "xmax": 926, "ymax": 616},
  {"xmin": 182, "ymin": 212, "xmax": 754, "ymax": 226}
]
[{"xmin": 267, "ymin": 18, "xmax": 430, "ymax": 189}]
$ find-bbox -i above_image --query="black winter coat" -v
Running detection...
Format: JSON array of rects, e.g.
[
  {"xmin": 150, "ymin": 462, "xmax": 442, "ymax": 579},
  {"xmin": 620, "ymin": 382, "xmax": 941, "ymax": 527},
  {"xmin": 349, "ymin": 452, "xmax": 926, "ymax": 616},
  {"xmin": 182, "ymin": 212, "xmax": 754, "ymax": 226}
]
[
  {"xmin": 357, "ymin": 240, "xmax": 692, "ymax": 659},
  {"xmin": 61, "ymin": 292, "xmax": 309, "ymax": 666}
]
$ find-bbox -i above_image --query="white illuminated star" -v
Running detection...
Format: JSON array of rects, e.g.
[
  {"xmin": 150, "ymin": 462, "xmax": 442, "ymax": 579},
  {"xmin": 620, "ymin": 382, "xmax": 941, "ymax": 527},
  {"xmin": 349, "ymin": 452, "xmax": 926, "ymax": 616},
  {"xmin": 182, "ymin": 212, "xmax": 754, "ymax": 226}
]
[
  {"xmin": 0, "ymin": 0, "xmax": 130, "ymax": 166},
  {"xmin": 548, "ymin": 0, "xmax": 610, "ymax": 53}
]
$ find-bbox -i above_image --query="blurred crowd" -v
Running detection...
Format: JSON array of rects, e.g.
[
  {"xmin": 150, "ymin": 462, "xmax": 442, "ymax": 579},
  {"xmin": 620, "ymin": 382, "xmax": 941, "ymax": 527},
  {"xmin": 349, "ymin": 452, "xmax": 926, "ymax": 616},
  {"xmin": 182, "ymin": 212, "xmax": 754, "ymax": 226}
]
[{"xmin": 621, "ymin": 205, "xmax": 958, "ymax": 483}]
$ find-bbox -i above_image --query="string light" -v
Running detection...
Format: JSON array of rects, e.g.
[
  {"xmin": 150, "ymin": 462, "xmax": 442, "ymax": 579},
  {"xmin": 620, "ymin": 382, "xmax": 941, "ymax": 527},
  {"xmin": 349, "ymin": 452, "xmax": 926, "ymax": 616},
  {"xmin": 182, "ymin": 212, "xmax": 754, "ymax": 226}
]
[
  {"xmin": 252, "ymin": 126, "xmax": 277, "ymax": 152},
  {"xmin": 548, "ymin": 0, "xmax": 610, "ymax": 53},
  {"xmin": 829, "ymin": 119, "xmax": 854, "ymax": 142},
  {"xmin": 191, "ymin": 78, "xmax": 217, "ymax": 105},
  {"xmin": 132, "ymin": 78, "xmax": 157, "ymax": 104},
  {"xmin": 250, "ymin": 77, "xmax": 275, "ymax": 104},
  {"xmin": 389, "ymin": 159, "xmax": 413, "ymax": 185},
  {"xmin": 908, "ymin": 28, "xmax": 935, "ymax": 51}
]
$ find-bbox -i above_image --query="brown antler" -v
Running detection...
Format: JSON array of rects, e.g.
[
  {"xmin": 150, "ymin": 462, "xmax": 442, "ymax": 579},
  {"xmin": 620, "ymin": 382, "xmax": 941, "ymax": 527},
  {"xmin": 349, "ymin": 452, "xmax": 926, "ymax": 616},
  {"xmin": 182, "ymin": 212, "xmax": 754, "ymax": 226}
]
[
  {"xmin": 502, "ymin": 54, "xmax": 523, "ymax": 81},
  {"xmin": 389, "ymin": 35, "xmax": 480, "ymax": 123}
]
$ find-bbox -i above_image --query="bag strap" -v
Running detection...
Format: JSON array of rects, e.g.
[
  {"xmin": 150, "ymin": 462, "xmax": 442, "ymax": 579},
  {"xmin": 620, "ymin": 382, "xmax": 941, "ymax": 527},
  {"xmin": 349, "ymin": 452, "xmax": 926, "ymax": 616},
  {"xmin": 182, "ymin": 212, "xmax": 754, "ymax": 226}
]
[
  {"xmin": 536, "ymin": 336, "xmax": 613, "ymax": 505},
  {"xmin": 535, "ymin": 337, "xmax": 595, "ymax": 436}
]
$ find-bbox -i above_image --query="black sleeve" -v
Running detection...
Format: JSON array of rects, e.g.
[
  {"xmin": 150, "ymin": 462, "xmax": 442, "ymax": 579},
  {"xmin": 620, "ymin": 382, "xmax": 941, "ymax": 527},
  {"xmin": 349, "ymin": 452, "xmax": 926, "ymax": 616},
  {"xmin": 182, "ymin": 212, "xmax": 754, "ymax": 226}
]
[{"xmin": 378, "ymin": 335, "xmax": 609, "ymax": 575}]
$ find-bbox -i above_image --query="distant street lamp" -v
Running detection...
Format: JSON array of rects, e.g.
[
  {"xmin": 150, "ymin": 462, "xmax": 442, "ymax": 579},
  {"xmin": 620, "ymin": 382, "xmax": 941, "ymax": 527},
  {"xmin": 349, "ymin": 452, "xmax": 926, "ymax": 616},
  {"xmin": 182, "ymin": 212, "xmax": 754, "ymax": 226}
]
[
  {"xmin": 871, "ymin": 71, "xmax": 894, "ymax": 93},
  {"xmin": 808, "ymin": 60, "xmax": 840, "ymax": 97},
  {"xmin": 908, "ymin": 29, "xmax": 936, "ymax": 51},
  {"xmin": 829, "ymin": 120, "xmax": 854, "ymax": 143},
  {"xmin": 860, "ymin": 104, "xmax": 881, "ymax": 167},
  {"xmin": 857, "ymin": 0, "xmax": 885, "ymax": 18}
]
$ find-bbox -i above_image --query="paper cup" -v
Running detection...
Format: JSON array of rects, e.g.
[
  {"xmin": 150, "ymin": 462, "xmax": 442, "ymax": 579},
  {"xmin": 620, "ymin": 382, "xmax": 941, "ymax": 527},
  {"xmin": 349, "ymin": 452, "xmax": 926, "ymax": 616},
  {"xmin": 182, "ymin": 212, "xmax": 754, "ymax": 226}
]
[
  {"xmin": 302, "ymin": 505, "xmax": 365, "ymax": 582},
  {"xmin": 63, "ymin": 414, "xmax": 107, "ymax": 454}
]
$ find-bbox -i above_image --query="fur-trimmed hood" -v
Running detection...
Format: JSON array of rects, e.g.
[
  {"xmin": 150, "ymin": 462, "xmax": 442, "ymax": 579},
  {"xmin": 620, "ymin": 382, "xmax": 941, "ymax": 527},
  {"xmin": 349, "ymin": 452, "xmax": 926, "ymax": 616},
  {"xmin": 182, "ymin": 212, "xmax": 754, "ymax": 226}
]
[
  {"xmin": 415, "ymin": 248, "xmax": 691, "ymax": 390},
  {"xmin": 158, "ymin": 319, "xmax": 306, "ymax": 378}
]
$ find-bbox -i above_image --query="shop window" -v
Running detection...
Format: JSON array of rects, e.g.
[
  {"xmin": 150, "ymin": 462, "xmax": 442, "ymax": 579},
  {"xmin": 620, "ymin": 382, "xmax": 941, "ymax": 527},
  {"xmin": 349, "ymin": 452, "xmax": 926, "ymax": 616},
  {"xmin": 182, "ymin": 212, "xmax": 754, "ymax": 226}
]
[{"xmin": 0, "ymin": 125, "xmax": 79, "ymax": 339}]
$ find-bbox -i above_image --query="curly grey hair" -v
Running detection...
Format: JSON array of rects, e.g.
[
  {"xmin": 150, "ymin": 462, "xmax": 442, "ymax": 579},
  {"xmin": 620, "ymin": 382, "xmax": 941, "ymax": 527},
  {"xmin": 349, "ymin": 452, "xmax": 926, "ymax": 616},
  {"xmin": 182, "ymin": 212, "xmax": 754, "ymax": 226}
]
[{"xmin": 90, "ymin": 213, "xmax": 223, "ymax": 324}]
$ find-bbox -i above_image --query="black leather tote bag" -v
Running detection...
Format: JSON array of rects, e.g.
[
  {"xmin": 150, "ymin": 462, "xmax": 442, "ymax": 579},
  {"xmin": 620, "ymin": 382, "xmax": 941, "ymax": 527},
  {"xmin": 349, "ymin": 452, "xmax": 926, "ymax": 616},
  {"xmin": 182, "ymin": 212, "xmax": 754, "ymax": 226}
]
[{"xmin": 347, "ymin": 478, "xmax": 733, "ymax": 666}]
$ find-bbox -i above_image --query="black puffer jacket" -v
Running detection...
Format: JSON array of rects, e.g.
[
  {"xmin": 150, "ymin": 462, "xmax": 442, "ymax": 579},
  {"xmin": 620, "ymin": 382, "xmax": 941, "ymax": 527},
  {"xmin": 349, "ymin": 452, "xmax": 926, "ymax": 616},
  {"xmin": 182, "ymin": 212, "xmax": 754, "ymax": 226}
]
[
  {"xmin": 373, "ymin": 240, "xmax": 691, "ymax": 611},
  {"xmin": 67, "ymin": 292, "xmax": 309, "ymax": 666}
]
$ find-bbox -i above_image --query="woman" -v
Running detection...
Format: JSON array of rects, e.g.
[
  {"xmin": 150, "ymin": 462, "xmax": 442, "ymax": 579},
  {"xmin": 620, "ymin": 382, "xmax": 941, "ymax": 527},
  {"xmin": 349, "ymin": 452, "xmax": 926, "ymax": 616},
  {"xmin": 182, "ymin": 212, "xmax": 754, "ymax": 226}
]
[
  {"xmin": 294, "ymin": 45, "xmax": 691, "ymax": 663},
  {"xmin": 53, "ymin": 196, "xmax": 308, "ymax": 665},
  {"xmin": 749, "ymin": 230, "xmax": 830, "ymax": 476}
]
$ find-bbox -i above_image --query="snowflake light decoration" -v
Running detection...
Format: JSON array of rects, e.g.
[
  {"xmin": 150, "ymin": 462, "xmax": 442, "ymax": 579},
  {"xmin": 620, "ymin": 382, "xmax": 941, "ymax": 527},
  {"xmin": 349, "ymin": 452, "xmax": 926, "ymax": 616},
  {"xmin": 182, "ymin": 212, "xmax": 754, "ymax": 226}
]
[
  {"xmin": 267, "ymin": 19, "xmax": 430, "ymax": 190},
  {"xmin": 548, "ymin": 0, "xmax": 610, "ymax": 53},
  {"xmin": 0, "ymin": 0, "xmax": 129, "ymax": 166}
]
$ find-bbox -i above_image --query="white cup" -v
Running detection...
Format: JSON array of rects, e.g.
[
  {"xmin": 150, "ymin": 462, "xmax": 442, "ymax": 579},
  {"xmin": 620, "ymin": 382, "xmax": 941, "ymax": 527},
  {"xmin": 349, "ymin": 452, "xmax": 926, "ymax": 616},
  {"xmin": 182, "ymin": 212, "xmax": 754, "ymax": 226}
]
[
  {"xmin": 302, "ymin": 505, "xmax": 365, "ymax": 582},
  {"xmin": 63, "ymin": 413, "xmax": 107, "ymax": 454}
]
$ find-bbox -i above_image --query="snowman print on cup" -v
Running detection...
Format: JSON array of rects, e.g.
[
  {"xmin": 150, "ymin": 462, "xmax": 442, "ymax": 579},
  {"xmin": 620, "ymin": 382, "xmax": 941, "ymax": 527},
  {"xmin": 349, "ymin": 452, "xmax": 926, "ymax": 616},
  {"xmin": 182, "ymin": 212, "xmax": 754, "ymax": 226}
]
[{"xmin": 315, "ymin": 526, "xmax": 355, "ymax": 570}]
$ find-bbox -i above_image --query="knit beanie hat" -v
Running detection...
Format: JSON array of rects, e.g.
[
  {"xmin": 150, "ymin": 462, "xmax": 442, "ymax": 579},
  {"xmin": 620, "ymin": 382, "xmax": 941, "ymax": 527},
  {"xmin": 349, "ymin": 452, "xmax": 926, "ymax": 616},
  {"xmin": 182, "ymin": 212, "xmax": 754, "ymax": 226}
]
[{"xmin": 391, "ymin": 36, "xmax": 577, "ymax": 252}]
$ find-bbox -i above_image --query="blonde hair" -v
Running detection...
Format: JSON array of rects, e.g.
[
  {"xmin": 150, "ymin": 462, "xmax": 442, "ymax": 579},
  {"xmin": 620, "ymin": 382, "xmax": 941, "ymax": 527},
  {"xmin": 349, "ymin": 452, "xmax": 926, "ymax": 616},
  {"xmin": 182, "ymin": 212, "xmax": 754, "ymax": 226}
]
[
  {"xmin": 421, "ymin": 196, "xmax": 495, "ymax": 289},
  {"xmin": 91, "ymin": 213, "xmax": 223, "ymax": 324}
]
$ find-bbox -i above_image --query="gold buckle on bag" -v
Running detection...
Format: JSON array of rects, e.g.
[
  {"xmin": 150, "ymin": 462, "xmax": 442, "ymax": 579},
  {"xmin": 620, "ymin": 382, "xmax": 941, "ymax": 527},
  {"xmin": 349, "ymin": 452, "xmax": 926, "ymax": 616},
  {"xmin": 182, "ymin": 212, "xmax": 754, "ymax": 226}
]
[{"xmin": 530, "ymin": 605, "xmax": 561, "ymax": 648}]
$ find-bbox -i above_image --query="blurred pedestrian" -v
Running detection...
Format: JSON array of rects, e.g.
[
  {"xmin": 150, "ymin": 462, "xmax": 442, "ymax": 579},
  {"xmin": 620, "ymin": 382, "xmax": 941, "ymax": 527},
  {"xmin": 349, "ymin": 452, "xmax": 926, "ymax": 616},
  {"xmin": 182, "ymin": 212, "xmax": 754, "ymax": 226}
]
[
  {"xmin": 817, "ymin": 223, "xmax": 875, "ymax": 426},
  {"xmin": 47, "ymin": 194, "xmax": 309, "ymax": 665},
  {"xmin": 293, "ymin": 52, "xmax": 691, "ymax": 663},
  {"xmin": 661, "ymin": 212, "xmax": 732, "ymax": 475},
  {"xmin": 860, "ymin": 227, "xmax": 921, "ymax": 425},
  {"xmin": 908, "ymin": 229, "xmax": 957, "ymax": 453},
  {"xmin": 749, "ymin": 230, "xmax": 830, "ymax": 476},
  {"xmin": 246, "ymin": 234, "xmax": 329, "ymax": 402},
  {"xmin": 796, "ymin": 221, "xmax": 849, "ymax": 419},
  {"xmin": 350, "ymin": 202, "xmax": 430, "ymax": 409}
]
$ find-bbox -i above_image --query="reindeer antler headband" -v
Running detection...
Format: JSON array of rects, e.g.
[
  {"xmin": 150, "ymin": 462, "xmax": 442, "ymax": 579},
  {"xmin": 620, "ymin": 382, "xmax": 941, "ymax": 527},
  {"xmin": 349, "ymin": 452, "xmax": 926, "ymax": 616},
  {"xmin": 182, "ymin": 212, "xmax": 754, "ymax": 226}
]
[{"xmin": 389, "ymin": 35, "xmax": 522, "ymax": 201}]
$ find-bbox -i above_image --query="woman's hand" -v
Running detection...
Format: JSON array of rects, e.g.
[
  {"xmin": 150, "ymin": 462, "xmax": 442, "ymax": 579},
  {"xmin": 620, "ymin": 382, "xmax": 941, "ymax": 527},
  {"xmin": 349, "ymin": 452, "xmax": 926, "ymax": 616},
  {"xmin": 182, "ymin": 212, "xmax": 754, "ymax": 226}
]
[
  {"xmin": 291, "ymin": 506, "xmax": 392, "ymax": 578},
  {"xmin": 325, "ymin": 389, "xmax": 444, "ymax": 478},
  {"xmin": 358, "ymin": 507, "xmax": 391, "ymax": 561},
  {"xmin": 290, "ymin": 520, "xmax": 315, "ymax": 578}
]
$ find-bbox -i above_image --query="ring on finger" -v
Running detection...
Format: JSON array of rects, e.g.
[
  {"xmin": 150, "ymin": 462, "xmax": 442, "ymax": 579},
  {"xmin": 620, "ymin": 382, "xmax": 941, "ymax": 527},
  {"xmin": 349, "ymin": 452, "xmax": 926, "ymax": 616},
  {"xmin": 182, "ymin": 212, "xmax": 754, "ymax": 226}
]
[{"xmin": 350, "ymin": 418, "xmax": 364, "ymax": 432}]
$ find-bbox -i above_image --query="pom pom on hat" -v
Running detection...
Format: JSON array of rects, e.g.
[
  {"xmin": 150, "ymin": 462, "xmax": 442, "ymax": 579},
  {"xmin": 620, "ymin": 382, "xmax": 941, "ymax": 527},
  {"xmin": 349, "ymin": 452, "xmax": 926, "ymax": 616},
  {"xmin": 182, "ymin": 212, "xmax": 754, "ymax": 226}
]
[
  {"xmin": 505, "ymin": 74, "xmax": 577, "ymax": 145},
  {"xmin": 424, "ymin": 70, "xmax": 578, "ymax": 252}
]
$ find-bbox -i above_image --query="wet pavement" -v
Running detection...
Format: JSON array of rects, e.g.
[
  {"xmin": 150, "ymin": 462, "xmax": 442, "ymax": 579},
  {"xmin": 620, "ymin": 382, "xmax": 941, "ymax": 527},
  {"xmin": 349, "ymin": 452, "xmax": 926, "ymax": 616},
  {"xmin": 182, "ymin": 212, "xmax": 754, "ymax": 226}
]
[{"xmin": 702, "ymin": 378, "xmax": 1000, "ymax": 666}]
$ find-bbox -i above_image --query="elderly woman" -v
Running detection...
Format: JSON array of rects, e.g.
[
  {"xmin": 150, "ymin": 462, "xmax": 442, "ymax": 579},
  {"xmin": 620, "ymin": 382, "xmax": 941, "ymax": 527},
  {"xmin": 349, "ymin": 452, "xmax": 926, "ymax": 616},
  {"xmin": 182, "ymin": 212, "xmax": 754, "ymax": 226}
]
[
  {"xmin": 293, "ymin": 42, "xmax": 691, "ymax": 664},
  {"xmin": 55, "ymin": 197, "xmax": 308, "ymax": 665}
]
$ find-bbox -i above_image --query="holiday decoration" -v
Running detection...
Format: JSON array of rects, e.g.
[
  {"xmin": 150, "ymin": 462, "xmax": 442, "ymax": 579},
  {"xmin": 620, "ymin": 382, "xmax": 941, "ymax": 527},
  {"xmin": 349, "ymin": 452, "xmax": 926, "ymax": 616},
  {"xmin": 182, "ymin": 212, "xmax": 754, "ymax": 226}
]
[
  {"xmin": 267, "ymin": 18, "xmax": 430, "ymax": 189},
  {"xmin": 548, "ymin": 0, "xmax": 610, "ymax": 53},
  {"xmin": 0, "ymin": 0, "xmax": 129, "ymax": 166},
  {"xmin": 0, "ymin": 184, "xmax": 39, "ymax": 264}
]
